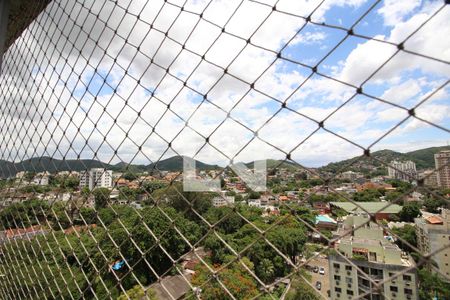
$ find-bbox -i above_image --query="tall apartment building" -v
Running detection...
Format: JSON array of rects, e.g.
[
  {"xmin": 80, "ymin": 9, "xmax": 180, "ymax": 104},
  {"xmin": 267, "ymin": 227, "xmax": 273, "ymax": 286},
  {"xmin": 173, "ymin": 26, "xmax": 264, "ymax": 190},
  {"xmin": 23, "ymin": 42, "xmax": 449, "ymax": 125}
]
[
  {"xmin": 79, "ymin": 168, "xmax": 113, "ymax": 190},
  {"xmin": 415, "ymin": 209, "xmax": 450, "ymax": 281},
  {"xmin": 435, "ymin": 150, "xmax": 450, "ymax": 188},
  {"xmin": 419, "ymin": 169, "xmax": 438, "ymax": 187},
  {"xmin": 388, "ymin": 160, "xmax": 417, "ymax": 181},
  {"xmin": 329, "ymin": 215, "xmax": 418, "ymax": 300}
]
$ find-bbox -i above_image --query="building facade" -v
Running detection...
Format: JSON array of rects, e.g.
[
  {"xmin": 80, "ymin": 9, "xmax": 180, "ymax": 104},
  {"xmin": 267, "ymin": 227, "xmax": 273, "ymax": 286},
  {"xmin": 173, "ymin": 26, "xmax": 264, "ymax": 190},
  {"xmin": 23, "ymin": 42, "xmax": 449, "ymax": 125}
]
[
  {"xmin": 415, "ymin": 209, "xmax": 450, "ymax": 281},
  {"xmin": 329, "ymin": 215, "xmax": 419, "ymax": 300},
  {"xmin": 435, "ymin": 150, "xmax": 450, "ymax": 188},
  {"xmin": 212, "ymin": 196, "xmax": 235, "ymax": 207},
  {"xmin": 340, "ymin": 171, "xmax": 362, "ymax": 181},
  {"xmin": 79, "ymin": 168, "xmax": 113, "ymax": 190},
  {"xmin": 388, "ymin": 160, "xmax": 417, "ymax": 181},
  {"xmin": 419, "ymin": 169, "xmax": 438, "ymax": 187}
]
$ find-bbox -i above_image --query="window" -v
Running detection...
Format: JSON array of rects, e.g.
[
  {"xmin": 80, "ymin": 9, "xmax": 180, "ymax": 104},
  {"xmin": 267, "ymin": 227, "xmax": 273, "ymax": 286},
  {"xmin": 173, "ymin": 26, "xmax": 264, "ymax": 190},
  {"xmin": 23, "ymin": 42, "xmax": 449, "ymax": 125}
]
[
  {"xmin": 389, "ymin": 272, "xmax": 395, "ymax": 277},
  {"xmin": 347, "ymin": 290, "xmax": 354, "ymax": 296},
  {"xmin": 334, "ymin": 263, "xmax": 340, "ymax": 269},
  {"xmin": 345, "ymin": 265, "xmax": 352, "ymax": 271},
  {"xmin": 334, "ymin": 275, "xmax": 341, "ymax": 280},
  {"xmin": 404, "ymin": 288, "xmax": 413, "ymax": 295},
  {"xmin": 370, "ymin": 268, "xmax": 383, "ymax": 276},
  {"xmin": 346, "ymin": 277, "xmax": 353, "ymax": 284},
  {"xmin": 390, "ymin": 286, "xmax": 398, "ymax": 292},
  {"xmin": 335, "ymin": 287, "xmax": 342, "ymax": 293},
  {"xmin": 403, "ymin": 275, "xmax": 411, "ymax": 281}
]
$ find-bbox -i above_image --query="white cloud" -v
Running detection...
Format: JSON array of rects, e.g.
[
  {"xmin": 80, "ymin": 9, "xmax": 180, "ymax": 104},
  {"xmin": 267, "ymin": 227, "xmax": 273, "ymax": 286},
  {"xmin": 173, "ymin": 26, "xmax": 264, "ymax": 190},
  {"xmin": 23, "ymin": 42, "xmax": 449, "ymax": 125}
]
[
  {"xmin": 377, "ymin": 0, "xmax": 421, "ymax": 26},
  {"xmin": 380, "ymin": 79, "xmax": 422, "ymax": 105}
]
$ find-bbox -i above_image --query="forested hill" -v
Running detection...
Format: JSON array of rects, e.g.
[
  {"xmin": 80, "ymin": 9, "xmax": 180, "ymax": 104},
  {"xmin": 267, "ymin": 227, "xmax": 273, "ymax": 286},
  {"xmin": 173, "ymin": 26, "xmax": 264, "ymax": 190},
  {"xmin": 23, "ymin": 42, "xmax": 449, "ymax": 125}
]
[
  {"xmin": 0, "ymin": 156, "xmax": 219, "ymax": 178},
  {"xmin": 319, "ymin": 146, "xmax": 450, "ymax": 174},
  {"xmin": 1, "ymin": 146, "xmax": 447, "ymax": 178}
]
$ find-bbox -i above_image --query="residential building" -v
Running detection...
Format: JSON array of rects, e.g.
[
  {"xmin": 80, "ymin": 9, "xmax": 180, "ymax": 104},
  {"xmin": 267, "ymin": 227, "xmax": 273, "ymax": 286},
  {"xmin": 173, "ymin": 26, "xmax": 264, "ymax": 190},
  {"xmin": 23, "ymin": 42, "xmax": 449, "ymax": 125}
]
[
  {"xmin": 435, "ymin": 150, "xmax": 450, "ymax": 188},
  {"xmin": 212, "ymin": 196, "xmax": 235, "ymax": 207},
  {"xmin": 340, "ymin": 171, "xmax": 362, "ymax": 181},
  {"xmin": 32, "ymin": 172, "xmax": 50, "ymax": 186},
  {"xmin": 388, "ymin": 160, "xmax": 417, "ymax": 181},
  {"xmin": 329, "ymin": 215, "xmax": 419, "ymax": 300},
  {"xmin": 415, "ymin": 209, "xmax": 450, "ymax": 281},
  {"xmin": 15, "ymin": 171, "xmax": 26, "ymax": 179},
  {"xmin": 79, "ymin": 168, "xmax": 113, "ymax": 190},
  {"xmin": 419, "ymin": 169, "xmax": 438, "ymax": 187}
]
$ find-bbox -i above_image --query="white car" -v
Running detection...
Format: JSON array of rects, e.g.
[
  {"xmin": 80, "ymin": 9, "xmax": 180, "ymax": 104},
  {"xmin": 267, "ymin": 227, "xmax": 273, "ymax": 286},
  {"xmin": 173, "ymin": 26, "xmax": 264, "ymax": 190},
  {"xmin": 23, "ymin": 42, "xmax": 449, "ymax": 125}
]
[{"xmin": 319, "ymin": 267, "xmax": 325, "ymax": 275}]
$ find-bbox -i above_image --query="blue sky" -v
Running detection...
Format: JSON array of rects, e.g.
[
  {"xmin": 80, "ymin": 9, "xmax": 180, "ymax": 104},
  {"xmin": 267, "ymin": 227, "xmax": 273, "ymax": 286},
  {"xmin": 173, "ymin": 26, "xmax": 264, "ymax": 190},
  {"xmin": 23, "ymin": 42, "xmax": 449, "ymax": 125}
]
[{"xmin": 0, "ymin": 0, "xmax": 449, "ymax": 167}]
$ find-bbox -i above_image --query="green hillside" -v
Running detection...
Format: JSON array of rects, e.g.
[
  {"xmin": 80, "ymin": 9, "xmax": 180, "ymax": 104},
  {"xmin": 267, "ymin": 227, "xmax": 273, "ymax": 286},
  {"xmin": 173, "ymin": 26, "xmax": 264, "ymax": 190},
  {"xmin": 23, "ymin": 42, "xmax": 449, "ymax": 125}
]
[
  {"xmin": 244, "ymin": 159, "xmax": 303, "ymax": 171},
  {"xmin": 319, "ymin": 146, "xmax": 450, "ymax": 174},
  {"xmin": 0, "ymin": 156, "xmax": 219, "ymax": 178},
  {"xmin": 147, "ymin": 156, "xmax": 220, "ymax": 172}
]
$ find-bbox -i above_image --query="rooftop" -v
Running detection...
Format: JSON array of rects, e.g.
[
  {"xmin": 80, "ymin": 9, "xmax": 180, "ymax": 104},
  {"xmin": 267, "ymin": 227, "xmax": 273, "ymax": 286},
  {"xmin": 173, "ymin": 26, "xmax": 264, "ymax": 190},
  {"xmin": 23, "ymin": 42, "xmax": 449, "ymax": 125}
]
[
  {"xmin": 330, "ymin": 202, "xmax": 402, "ymax": 214},
  {"xmin": 426, "ymin": 215, "xmax": 444, "ymax": 225}
]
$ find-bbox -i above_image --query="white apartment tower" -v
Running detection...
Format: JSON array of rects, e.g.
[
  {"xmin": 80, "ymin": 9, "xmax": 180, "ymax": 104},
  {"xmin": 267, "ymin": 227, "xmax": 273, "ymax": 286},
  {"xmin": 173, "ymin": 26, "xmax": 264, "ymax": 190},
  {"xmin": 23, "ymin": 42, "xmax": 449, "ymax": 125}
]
[
  {"xmin": 79, "ymin": 168, "xmax": 113, "ymax": 190},
  {"xmin": 388, "ymin": 160, "xmax": 417, "ymax": 181},
  {"xmin": 329, "ymin": 215, "xmax": 419, "ymax": 300},
  {"xmin": 435, "ymin": 150, "xmax": 450, "ymax": 188}
]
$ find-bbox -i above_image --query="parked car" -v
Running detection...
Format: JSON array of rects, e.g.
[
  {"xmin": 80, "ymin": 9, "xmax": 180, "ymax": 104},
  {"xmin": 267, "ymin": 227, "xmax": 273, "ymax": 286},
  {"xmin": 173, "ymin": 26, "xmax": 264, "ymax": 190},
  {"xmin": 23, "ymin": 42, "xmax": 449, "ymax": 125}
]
[
  {"xmin": 319, "ymin": 267, "xmax": 325, "ymax": 275},
  {"xmin": 315, "ymin": 281, "xmax": 321, "ymax": 290},
  {"xmin": 313, "ymin": 266, "xmax": 319, "ymax": 273}
]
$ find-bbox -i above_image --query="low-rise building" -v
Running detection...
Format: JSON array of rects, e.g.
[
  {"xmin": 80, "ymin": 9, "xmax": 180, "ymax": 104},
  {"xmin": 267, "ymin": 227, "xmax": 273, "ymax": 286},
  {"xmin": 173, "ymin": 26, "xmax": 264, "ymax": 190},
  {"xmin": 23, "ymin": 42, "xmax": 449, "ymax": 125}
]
[
  {"xmin": 212, "ymin": 196, "xmax": 235, "ymax": 207},
  {"xmin": 415, "ymin": 209, "xmax": 450, "ymax": 281},
  {"xmin": 329, "ymin": 202, "xmax": 402, "ymax": 221},
  {"xmin": 32, "ymin": 171, "xmax": 50, "ymax": 186},
  {"xmin": 340, "ymin": 171, "xmax": 362, "ymax": 181},
  {"xmin": 329, "ymin": 215, "xmax": 419, "ymax": 300}
]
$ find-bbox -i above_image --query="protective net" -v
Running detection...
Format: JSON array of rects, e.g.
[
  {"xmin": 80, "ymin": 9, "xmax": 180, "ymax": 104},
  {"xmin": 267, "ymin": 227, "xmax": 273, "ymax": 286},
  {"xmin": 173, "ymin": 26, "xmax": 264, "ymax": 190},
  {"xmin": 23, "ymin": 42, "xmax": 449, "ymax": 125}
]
[{"xmin": 0, "ymin": 0, "xmax": 449, "ymax": 299}]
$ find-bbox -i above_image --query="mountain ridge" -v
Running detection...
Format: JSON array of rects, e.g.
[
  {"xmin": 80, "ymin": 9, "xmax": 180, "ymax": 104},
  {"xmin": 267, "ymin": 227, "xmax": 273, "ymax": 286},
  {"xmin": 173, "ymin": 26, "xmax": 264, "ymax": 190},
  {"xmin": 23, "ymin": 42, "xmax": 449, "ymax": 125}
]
[{"xmin": 0, "ymin": 146, "xmax": 448, "ymax": 178}]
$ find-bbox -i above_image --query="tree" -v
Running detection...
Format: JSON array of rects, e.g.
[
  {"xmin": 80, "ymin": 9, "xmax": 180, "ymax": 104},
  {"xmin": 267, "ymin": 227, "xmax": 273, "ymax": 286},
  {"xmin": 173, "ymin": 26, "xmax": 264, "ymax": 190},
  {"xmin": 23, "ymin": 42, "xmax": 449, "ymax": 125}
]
[
  {"xmin": 392, "ymin": 224, "xmax": 417, "ymax": 252},
  {"xmin": 286, "ymin": 275, "xmax": 320, "ymax": 300},
  {"xmin": 191, "ymin": 257, "xmax": 258, "ymax": 300},
  {"xmin": 398, "ymin": 203, "xmax": 421, "ymax": 222},
  {"xmin": 60, "ymin": 175, "xmax": 79, "ymax": 190},
  {"xmin": 24, "ymin": 171, "xmax": 36, "ymax": 181},
  {"xmin": 256, "ymin": 258, "xmax": 275, "ymax": 283},
  {"xmin": 79, "ymin": 207, "xmax": 97, "ymax": 224},
  {"xmin": 118, "ymin": 186, "xmax": 137, "ymax": 201},
  {"xmin": 118, "ymin": 285, "xmax": 156, "ymax": 300},
  {"xmin": 418, "ymin": 268, "xmax": 450, "ymax": 300},
  {"xmin": 424, "ymin": 197, "xmax": 447, "ymax": 213},
  {"xmin": 248, "ymin": 191, "xmax": 261, "ymax": 199},
  {"xmin": 50, "ymin": 202, "xmax": 72, "ymax": 230},
  {"xmin": 353, "ymin": 189, "xmax": 384, "ymax": 202},
  {"xmin": 141, "ymin": 180, "xmax": 167, "ymax": 194},
  {"xmin": 122, "ymin": 172, "xmax": 138, "ymax": 181},
  {"xmin": 152, "ymin": 183, "xmax": 213, "ymax": 218},
  {"xmin": 93, "ymin": 188, "xmax": 111, "ymax": 209}
]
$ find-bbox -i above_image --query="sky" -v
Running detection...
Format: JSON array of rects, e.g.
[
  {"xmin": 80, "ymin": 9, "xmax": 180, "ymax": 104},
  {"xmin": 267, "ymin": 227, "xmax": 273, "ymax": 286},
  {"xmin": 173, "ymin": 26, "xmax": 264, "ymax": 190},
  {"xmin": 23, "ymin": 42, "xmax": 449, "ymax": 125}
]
[{"xmin": 0, "ymin": 0, "xmax": 449, "ymax": 168}]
